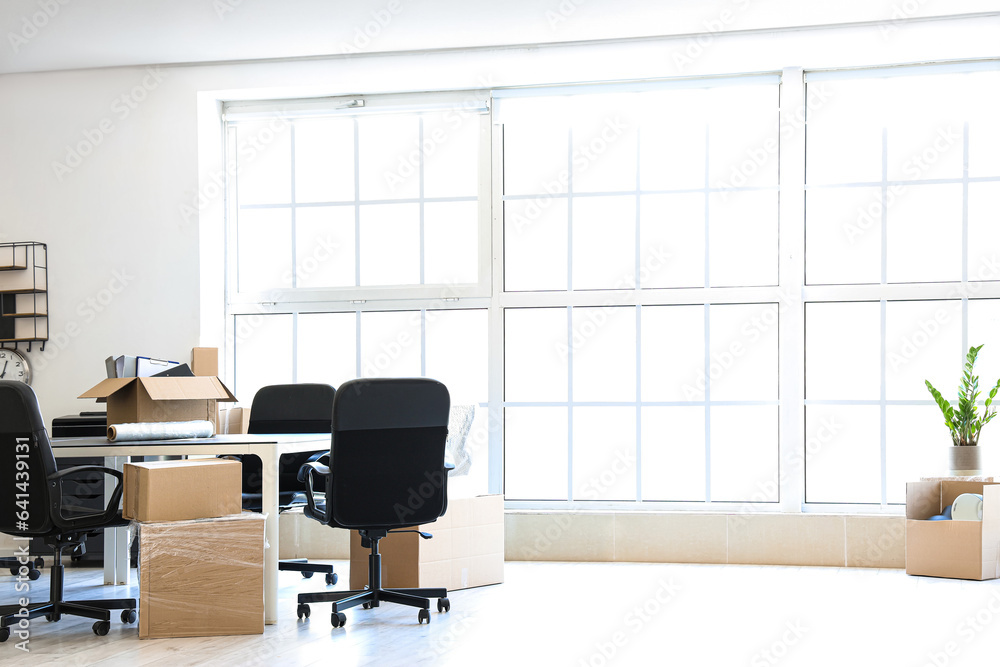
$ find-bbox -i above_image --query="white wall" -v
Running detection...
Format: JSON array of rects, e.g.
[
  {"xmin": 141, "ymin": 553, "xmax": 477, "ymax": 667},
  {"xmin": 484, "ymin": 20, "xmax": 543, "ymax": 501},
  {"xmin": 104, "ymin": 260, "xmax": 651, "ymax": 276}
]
[{"xmin": 0, "ymin": 11, "xmax": 997, "ymax": 422}]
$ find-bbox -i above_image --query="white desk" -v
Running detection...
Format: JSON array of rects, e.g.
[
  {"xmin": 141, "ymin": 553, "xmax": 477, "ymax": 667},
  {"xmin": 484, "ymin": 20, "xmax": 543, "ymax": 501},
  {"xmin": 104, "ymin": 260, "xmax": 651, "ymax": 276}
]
[{"xmin": 50, "ymin": 433, "xmax": 329, "ymax": 625}]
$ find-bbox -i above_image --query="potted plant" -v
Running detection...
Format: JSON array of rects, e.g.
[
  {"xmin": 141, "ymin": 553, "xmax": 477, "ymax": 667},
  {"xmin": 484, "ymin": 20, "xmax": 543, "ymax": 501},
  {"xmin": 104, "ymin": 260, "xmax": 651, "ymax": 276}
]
[{"xmin": 925, "ymin": 344, "xmax": 1000, "ymax": 475}]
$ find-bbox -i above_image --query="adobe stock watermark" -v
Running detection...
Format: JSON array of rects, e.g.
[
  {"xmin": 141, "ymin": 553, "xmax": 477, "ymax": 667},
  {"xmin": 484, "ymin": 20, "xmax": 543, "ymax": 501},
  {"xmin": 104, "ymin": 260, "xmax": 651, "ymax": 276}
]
[
  {"xmin": 179, "ymin": 112, "xmax": 290, "ymax": 225},
  {"xmin": 51, "ymin": 68, "xmax": 167, "ymax": 182},
  {"xmin": 922, "ymin": 590, "xmax": 1000, "ymax": 667},
  {"xmin": 10, "ymin": 436, "xmax": 34, "ymax": 652},
  {"xmin": 7, "ymin": 0, "xmax": 70, "ymax": 54},
  {"xmin": 842, "ymin": 124, "xmax": 961, "ymax": 246},
  {"xmin": 714, "ymin": 83, "xmax": 834, "ymax": 201},
  {"xmin": 750, "ymin": 620, "xmax": 808, "ymax": 666},
  {"xmin": 32, "ymin": 268, "xmax": 135, "ymax": 372},
  {"xmin": 671, "ymin": 0, "xmax": 753, "ymax": 72},
  {"xmin": 577, "ymin": 579, "xmax": 682, "ymax": 667},
  {"xmin": 340, "ymin": 0, "xmax": 406, "ymax": 54},
  {"xmin": 878, "ymin": 0, "xmax": 931, "ymax": 40}
]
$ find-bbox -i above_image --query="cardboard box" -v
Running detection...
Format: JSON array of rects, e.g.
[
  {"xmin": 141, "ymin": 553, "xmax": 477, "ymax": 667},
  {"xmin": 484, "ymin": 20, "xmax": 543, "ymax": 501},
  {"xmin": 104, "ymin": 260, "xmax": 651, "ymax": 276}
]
[
  {"xmin": 350, "ymin": 494, "xmax": 503, "ymax": 591},
  {"xmin": 138, "ymin": 513, "xmax": 265, "ymax": 639},
  {"xmin": 279, "ymin": 507, "xmax": 350, "ymax": 560},
  {"xmin": 906, "ymin": 480, "xmax": 1000, "ymax": 580},
  {"xmin": 79, "ymin": 376, "xmax": 237, "ymax": 430},
  {"xmin": 219, "ymin": 406, "xmax": 250, "ymax": 435},
  {"xmin": 191, "ymin": 347, "xmax": 219, "ymax": 377},
  {"xmin": 123, "ymin": 459, "xmax": 242, "ymax": 522}
]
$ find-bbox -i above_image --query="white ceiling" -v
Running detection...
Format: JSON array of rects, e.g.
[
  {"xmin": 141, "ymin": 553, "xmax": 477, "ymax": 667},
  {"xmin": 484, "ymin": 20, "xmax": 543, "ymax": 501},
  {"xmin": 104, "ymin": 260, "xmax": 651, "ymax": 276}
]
[{"xmin": 1, "ymin": 0, "xmax": 997, "ymax": 75}]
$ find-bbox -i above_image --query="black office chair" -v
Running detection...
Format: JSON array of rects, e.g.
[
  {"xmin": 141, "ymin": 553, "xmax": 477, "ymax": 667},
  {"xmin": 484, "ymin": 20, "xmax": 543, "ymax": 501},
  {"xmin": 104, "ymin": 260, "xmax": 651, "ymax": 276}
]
[
  {"xmin": 228, "ymin": 383, "xmax": 338, "ymax": 585},
  {"xmin": 296, "ymin": 377, "xmax": 453, "ymax": 627},
  {"xmin": 0, "ymin": 381, "xmax": 136, "ymax": 642}
]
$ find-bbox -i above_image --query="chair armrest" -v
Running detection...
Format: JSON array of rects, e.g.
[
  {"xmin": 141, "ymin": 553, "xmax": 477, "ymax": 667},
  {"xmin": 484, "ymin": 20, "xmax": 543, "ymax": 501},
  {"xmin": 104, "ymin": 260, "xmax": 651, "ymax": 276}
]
[
  {"xmin": 297, "ymin": 451, "xmax": 329, "ymax": 482},
  {"xmin": 299, "ymin": 461, "xmax": 330, "ymax": 522},
  {"xmin": 445, "ymin": 462, "xmax": 455, "ymax": 472},
  {"xmin": 48, "ymin": 465, "xmax": 124, "ymax": 529}
]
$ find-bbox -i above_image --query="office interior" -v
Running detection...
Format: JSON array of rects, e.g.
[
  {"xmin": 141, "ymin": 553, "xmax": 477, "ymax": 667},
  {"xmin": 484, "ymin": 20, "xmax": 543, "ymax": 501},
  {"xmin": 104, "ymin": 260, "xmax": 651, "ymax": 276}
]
[{"xmin": 2, "ymin": 1, "xmax": 1000, "ymax": 664}]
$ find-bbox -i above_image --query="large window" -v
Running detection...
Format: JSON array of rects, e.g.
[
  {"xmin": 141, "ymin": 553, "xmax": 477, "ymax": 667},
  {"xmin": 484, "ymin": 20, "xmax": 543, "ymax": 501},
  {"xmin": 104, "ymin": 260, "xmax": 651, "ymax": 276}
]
[
  {"xmin": 223, "ymin": 61, "xmax": 1000, "ymax": 512},
  {"xmin": 803, "ymin": 65, "xmax": 1000, "ymax": 506}
]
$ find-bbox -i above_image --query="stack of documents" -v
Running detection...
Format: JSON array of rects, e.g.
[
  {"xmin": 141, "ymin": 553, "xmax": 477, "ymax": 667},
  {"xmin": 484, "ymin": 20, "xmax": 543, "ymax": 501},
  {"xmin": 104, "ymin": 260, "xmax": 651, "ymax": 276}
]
[{"xmin": 105, "ymin": 355, "xmax": 189, "ymax": 378}]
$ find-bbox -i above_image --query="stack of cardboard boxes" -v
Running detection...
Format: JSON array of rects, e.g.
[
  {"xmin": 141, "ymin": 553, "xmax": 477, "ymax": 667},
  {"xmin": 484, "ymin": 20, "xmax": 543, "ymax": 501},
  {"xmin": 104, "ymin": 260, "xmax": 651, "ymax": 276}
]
[{"xmin": 124, "ymin": 459, "xmax": 265, "ymax": 639}]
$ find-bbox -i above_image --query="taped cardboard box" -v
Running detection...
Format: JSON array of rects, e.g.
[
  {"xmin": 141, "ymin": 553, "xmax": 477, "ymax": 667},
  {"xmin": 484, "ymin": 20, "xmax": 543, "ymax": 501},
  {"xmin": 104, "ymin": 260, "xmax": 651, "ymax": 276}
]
[
  {"xmin": 350, "ymin": 494, "xmax": 504, "ymax": 591},
  {"xmin": 906, "ymin": 480, "xmax": 1000, "ymax": 580},
  {"xmin": 219, "ymin": 406, "xmax": 250, "ymax": 435},
  {"xmin": 124, "ymin": 459, "xmax": 242, "ymax": 522},
  {"xmin": 138, "ymin": 513, "xmax": 265, "ymax": 639},
  {"xmin": 79, "ymin": 376, "xmax": 237, "ymax": 431},
  {"xmin": 191, "ymin": 347, "xmax": 219, "ymax": 377}
]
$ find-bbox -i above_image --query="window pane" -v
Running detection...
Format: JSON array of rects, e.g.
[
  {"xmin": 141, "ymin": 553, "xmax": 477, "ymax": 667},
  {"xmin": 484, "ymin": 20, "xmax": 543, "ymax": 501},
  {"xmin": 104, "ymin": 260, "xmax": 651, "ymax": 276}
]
[
  {"xmin": 294, "ymin": 118, "xmax": 354, "ymax": 203},
  {"xmin": 504, "ymin": 407, "xmax": 567, "ymax": 500},
  {"xmin": 236, "ymin": 121, "xmax": 292, "ymax": 206},
  {"xmin": 708, "ymin": 190, "xmax": 778, "ymax": 287},
  {"xmin": 805, "ymin": 405, "xmax": 881, "ymax": 504},
  {"xmin": 571, "ymin": 306, "xmax": 635, "ymax": 402},
  {"xmin": 425, "ymin": 309, "xmax": 488, "ymax": 405},
  {"xmin": 423, "ymin": 110, "xmax": 480, "ymax": 198},
  {"xmin": 570, "ymin": 94, "xmax": 638, "ymax": 193},
  {"xmin": 233, "ymin": 314, "xmax": 293, "ymax": 405},
  {"xmin": 499, "ymin": 96, "xmax": 570, "ymax": 196},
  {"xmin": 638, "ymin": 89, "xmax": 706, "ymax": 191},
  {"xmin": 641, "ymin": 406, "xmax": 706, "ymax": 501},
  {"xmin": 359, "ymin": 203, "xmax": 420, "ymax": 286},
  {"xmin": 886, "ymin": 183, "xmax": 962, "ymax": 283},
  {"xmin": 708, "ymin": 304, "xmax": 778, "ymax": 402},
  {"xmin": 358, "ymin": 114, "xmax": 420, "ymax": 201},
  {"xmin": 968, "ymin": 299, "xmax": 1000, "ymax": 397},
  {"xmin": 805, "ymin": 302, "xmax": 880, "ymax": 400},
  {"xmin": 504, "ymin": 308, "xmax": 568, "ymax": 402},
  {"xmin": 639, "ymin": 193, "xmax": 704, "ymax": 288},
  {"xmin": 710, "ymin": 405, "xmax": 778, "ymax": 502},
  {"xmin": 504, "ymin": 199, "xmax": 568, "ymax": 292},
  {"xmin": 706, "ymin": 85, "xmax": 779, "ymax": 189},
  {"xmin": 572, "ymin": 407, "xmax": 636, "ymax": 501},
  {"xmin": 359, "ymin": 310, "xmax": 421, "ymax": 378},
  {"xmin": 297, "ymin": 312, "xmax": 357, "ymax": 386},
  {"xmin": 572, "ymin": 195, "xmax": 635, "ymax": 290},
  {"xmin": 424, "ymin": 201, "xmax": 478, "ymax": 285},
  {"xmin": 237, "ymin": 208, "xmax": 292, "ymax": 293},
  {"xmin": 294, "ymin": 206, "xmax": 356, "ymax": 288},
  {"xmin": 886, "ymin": 300, "xmax": 962, "ymax": 401},
  {"xmin": 641, "ymin": 305, "xmax": 705, "ymax": 402},
  {"xmin": 805, "ymin": 187, "xmax": 882, "ymax": 285},
  {"xmin": 806, "ymin": 80, "xmax": 884, "ymax": 185},
  {"xmin": 969, "ymin": 182, "xmax": 1000, "ymax": 280},
  {"xmin": 886, "ymin": 405, "xmax": 946, "ymax": 504}
]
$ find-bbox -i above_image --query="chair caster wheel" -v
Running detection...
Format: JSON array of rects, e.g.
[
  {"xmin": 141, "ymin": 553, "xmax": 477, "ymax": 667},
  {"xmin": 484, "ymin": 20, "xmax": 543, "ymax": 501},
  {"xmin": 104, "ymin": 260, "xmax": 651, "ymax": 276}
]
[
  {"xmin": 362, "ymin": 602, "xmax": 372, "ymax": 610},
  {"xmin": 297, "ymin": 604, "xmax": 311, "ymax": 620},
  {"xmin": 8, "ymin": 567, "xmax": 17, "ymax": 576},
  {"xmin": 331, "ymin": 612, "xmax": 347, "ymax": 628},
  {"xmin": 326, "ymin": 572, "xmax": 338, "ymax": 585},
  {"xmin": 27, "ymin": 568, "xmax": 40, "ymax": 581},
  {"xmin": 93, "ymin": 620, "xmax": 111, "ymax": 636},
  {"xmin": 418, "ymin": 608, "xmax": 431, "ymax": 624},
  {"xmin": 33, "ymin": 557, "xmax": 44, "ymax": 569},
  {"xmin": 437, "ymin": 598, "xmax": 450, "ymax": 613},
  {"xmin": 121, "ymin": 609, "xmax": 137, "ymax": 624},
  {"xmin": 301, "ymin": 571, "xmax": 314, "ymax": 579},
  {"xmin": 0, "ymin": 626, "xmax": 10, "ymax": 643}
]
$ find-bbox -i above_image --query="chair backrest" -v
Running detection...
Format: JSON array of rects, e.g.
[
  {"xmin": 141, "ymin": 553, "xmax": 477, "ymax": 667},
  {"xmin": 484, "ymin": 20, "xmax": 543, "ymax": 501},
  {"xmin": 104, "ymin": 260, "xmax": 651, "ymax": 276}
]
[
  {"xmin": 0, "ymin": 381, "xmax": 57, "ymax": 536},
  {"xmin": 327, "ymin": 378, "xmax": 450, "ymax": 530},
  {"xmin": 245, "ymin": 383, "xmax": 335, "ymax": 497}
]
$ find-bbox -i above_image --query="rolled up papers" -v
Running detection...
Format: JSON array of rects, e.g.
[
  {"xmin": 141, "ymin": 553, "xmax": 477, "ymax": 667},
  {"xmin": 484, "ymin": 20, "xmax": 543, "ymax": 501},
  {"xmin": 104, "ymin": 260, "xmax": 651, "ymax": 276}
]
[{"xmin": 107, "ymin": 420, "xmax": 215, "ymax": 442}]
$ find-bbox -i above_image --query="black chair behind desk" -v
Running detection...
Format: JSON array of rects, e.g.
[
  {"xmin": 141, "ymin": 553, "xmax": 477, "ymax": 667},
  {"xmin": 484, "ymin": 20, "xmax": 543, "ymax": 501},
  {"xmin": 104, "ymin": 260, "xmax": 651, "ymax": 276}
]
[
  {"xmin": 0, "ymin": 381, "xmax": 136, "ymax": 643},
  {"xmin": 296, "ymin": 378, "xmax": 453, "ymax": 628},
  {"xmin": 228, "ymin": 383, "xmax": 338, "ymax": 585}
]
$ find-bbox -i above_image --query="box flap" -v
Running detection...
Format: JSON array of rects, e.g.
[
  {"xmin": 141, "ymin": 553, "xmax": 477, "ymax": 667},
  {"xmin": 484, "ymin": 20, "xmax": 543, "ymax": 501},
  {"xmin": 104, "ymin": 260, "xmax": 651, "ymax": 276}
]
[
  {"xmin": 78, "ymin": 377, "xmax": 137, "ymax": 401},
  {"xmin": 906, "ymin": 481, "xmax": 942, "ymax": 519},
  {"xmin": 137, "ymin": 376, "xmax": 237, "ymax": 402}
]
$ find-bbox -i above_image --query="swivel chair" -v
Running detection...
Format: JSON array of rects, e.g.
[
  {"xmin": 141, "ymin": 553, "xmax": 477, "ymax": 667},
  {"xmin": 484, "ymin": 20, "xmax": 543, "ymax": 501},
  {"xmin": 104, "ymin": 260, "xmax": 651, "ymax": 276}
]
[
  {"xmin": 296, "ymin": 377, "xmax": 453, "ymax": 627},
  {"xmin": 0, "ymin": 381, "xmax": 136, "ymax": 642}
]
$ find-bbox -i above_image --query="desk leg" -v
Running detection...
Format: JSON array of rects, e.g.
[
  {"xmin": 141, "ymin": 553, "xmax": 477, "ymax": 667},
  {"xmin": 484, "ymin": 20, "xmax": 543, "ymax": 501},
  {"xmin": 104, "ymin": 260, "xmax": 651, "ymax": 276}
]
[
  {"xmin": 257, "ymin": 447, "xmax": 280, "ymax": 625},
  {"xmin": 103, "ymin": 456, "xmax": 129, "ymax": 585}
]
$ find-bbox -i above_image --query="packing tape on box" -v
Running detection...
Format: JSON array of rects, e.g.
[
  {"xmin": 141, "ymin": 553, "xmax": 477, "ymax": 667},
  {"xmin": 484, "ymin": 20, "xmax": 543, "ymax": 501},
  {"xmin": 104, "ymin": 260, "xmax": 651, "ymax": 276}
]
[{"xmin": 108, "ymin": 420, "xmax": 215, "ymax": 442}]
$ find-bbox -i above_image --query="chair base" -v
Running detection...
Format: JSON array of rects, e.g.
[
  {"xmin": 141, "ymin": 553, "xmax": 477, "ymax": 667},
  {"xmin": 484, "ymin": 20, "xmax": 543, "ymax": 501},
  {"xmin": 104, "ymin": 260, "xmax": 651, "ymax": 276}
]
[
  {"xmin": 0, "ymin": 548, "xmax": 135, "ymax": 642},
  {"xmin": 279, "ymin": 558, "xmax": 337, "ymax": 585},
  {"xmin": 295, "ymin": 531, "xmax": 448, "ymax": 627}
]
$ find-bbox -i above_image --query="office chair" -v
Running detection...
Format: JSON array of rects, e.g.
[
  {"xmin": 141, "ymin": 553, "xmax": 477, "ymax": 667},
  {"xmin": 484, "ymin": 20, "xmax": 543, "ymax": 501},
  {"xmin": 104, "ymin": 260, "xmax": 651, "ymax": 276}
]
[
  {"xmin": 0, "ymin": 381, "xmax": 136, "ymax": 642},
  {"xmin": 227, "ymin": 383, "xmax": 338, "ymax": 585},
  {"xmin": 296, "ymin": 377, "xmax": 453, "ymax": 627}
]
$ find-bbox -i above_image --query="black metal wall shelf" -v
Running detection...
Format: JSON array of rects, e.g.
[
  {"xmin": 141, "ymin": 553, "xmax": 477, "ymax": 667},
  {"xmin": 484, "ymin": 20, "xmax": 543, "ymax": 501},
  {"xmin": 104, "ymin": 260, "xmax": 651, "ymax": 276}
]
[{"xmin": 0, "ymin": 242, "xmax": 47, "ymax": 351}]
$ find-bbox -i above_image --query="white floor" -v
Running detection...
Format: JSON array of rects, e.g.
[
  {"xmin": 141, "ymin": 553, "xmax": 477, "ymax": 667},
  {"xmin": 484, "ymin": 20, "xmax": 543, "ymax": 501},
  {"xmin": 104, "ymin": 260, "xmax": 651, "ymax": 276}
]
[{"xmin": 5, "ymin": 561, "xmax": 1000, "ymax": 666}]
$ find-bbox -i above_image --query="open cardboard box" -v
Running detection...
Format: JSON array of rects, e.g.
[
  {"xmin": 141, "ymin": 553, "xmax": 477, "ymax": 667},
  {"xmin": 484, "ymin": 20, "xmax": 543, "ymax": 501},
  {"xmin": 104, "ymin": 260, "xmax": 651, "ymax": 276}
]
[
  {"xmin": 906, "ymin": 480, "xmax": 1000, "ymax": 580},
  {"xmin": 350, "ymin": 494, "xmax": 504, "ymax": 591},
  {"xmin": 79, "ymin": 376, "xmax": 236, "ymax": 431}
]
